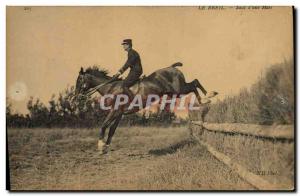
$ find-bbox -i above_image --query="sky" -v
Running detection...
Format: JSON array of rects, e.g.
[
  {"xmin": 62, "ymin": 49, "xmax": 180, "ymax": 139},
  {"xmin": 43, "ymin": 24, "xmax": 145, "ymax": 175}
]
[{"xmin": 6, "ymin": 6, "xmax": 293, "ymax": 114}]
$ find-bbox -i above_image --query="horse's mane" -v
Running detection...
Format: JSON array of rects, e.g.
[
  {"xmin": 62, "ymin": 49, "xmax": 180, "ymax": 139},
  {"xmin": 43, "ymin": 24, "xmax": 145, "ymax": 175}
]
[{"xmin": 85, "ymin": 66, "xmax": 111, "ymax": 79}]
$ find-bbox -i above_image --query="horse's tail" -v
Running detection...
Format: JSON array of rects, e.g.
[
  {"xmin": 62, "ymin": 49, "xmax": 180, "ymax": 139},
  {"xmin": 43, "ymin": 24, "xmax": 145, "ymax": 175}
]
[{"xmin": 171, "ymin": 62, "xmax": 183, "ymax": 68}]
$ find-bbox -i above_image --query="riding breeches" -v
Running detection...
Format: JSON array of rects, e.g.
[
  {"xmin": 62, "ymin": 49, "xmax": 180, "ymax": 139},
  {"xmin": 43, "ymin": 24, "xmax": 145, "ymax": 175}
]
[{"xmin": 123, "ymin": 70, "xmax": 142, "ymax": 88}]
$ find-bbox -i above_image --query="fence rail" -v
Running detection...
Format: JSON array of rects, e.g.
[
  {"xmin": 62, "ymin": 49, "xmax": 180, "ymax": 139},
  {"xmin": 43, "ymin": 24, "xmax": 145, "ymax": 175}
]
[
  {"xmin": 190, "ymin": 121, "xmax": 294, "ymax": 190},
  {"xmin": 191, "ymin": 121, "xmax": 294, "ymax": 140}
]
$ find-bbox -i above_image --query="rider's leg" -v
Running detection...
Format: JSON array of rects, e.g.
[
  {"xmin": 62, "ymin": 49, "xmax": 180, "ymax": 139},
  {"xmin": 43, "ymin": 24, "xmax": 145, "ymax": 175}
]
[{"xmin": 123, "ymin": 71, "xmax": 140, "ymax": 101}]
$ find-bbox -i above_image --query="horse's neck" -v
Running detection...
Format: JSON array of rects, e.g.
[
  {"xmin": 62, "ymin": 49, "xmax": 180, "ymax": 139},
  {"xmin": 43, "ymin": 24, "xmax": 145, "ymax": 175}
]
[
  {"xmin": 87, "ymin": 74, "xmax": 111, "ymax": 92},
  {"xmin": 90, "ymin": 76, "xmax": 108, "ymax": 86}
]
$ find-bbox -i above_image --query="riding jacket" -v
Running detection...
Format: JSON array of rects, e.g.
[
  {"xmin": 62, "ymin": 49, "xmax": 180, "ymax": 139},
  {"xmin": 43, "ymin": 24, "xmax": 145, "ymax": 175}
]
[
  {"xmin": 119, "ymin": 49, "xmax": 143, "ymax": 76},
  {"xmin": 119, "ymin": 48, "xmax": 143, "ymax": 87}
]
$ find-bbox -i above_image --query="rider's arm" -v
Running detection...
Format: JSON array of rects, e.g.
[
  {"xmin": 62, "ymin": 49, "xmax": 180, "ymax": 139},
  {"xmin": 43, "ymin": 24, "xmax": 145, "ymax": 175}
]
[{"xmin": 118, "ymin": 50, "xmax": 137, "ymax": 75}]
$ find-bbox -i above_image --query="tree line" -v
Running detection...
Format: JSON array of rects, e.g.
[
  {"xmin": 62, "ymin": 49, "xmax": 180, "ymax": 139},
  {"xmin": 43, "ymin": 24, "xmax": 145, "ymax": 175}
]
[{"xmin": 7, "ymin": 85, "xmax": 184, "ymax": 128}]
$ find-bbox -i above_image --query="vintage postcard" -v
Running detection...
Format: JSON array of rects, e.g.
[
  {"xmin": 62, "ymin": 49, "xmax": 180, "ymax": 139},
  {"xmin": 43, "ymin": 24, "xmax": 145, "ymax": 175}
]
[{"xmin": 6, "ymin": 6, "xmax": 294, "ymax": 191}]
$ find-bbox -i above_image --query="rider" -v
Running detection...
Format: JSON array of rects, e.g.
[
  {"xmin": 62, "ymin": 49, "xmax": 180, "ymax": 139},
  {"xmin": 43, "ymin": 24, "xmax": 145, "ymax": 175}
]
[{"xmin": 113, "ymin": 39, "xmax": 143, "ymax": 100}]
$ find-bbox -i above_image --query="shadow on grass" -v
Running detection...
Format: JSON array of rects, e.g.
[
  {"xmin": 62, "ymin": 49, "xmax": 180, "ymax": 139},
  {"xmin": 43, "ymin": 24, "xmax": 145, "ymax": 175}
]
[{"xmin": 148, "ymin": 139, "xmax": 197, "ymax": 156}]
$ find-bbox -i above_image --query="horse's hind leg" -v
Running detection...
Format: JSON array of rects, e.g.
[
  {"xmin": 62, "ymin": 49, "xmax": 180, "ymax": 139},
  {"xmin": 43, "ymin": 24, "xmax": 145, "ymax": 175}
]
[
  {"xmin": 193, "ymin": 79, "xmax": 207, "ymax": 96},
  {"xmin": 192, "ymin": 87, "xmax": 204, "ymax": 105},
  {"xmin": 194, "ymin": 79, "xmax": 218, "ymax": 98},
  {"xmin": 181, "ymin": 81, "xmax": 203, "ymax": 104},
  {"xmin": 193, "ymin": 79, "xmax": 218, "ymax": 101}
]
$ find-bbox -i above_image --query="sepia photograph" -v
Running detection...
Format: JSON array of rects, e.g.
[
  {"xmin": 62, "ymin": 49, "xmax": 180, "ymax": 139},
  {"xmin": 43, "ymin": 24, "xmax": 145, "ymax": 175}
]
[{"xmin": 6, "ymin": 6, "xmax": 294, "ymax": 191}]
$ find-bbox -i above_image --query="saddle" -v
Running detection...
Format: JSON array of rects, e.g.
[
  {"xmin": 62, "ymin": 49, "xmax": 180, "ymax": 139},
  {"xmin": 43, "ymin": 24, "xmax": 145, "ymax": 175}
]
[{"xmin": 117, "ymin": 75, "xmax": 146, "ymax": 82}]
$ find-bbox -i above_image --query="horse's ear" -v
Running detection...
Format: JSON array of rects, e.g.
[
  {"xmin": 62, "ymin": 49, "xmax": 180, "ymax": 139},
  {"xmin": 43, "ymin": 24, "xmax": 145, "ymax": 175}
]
[{"xmin": 79, "ymin": 67, "xmax": 84, "ymax": 74}]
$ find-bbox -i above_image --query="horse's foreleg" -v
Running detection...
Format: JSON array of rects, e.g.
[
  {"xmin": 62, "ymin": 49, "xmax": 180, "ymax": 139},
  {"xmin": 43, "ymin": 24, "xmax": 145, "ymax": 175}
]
[
  {"xmin": 98, "ymin": 110, "xmax": 119, "ymax": 151},
  {"xmin": 98, "ymin": 126, "xmax": 107, "ymax": 151},
  {"xmin": 103, "ymin": 114, "xmax": 122, "ymax": 154}
]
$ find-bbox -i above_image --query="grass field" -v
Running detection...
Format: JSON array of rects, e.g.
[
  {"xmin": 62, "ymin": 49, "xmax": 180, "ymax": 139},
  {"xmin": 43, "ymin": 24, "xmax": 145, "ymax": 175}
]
[{"xmin": 7, "ymin": 126, "xmax": 254, "ymax": 190}]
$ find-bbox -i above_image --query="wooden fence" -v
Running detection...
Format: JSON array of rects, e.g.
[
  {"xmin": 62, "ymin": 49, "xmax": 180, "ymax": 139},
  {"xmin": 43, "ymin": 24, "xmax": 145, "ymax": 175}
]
[
  {"xmin": 189, "ymin": 121, "xmax": 294, "ymax": 190},
  {"xmin": 191, "ymin": 121, "xmax": 294, "ymax": 140}
]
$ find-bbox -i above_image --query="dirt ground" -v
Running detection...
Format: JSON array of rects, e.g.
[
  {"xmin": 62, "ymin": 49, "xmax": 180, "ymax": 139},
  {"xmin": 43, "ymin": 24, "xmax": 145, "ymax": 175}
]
[{"xmin": 7, "ymin": 126, "xmax": 254, "ymax": 190}]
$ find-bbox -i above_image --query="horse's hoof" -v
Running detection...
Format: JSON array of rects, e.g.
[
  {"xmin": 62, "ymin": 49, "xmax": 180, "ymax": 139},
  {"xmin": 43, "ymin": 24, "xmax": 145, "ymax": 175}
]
[
  {"xmin": 102, "ymin": 145, "xmax": 110, "ymax": 154},
  {"xmin": 98, "ymin": 140, "xmax": 105, "ymax": 151},
  {"xmin": 206, "ymin": 91, "xmax": 218, "ymax": 98}
]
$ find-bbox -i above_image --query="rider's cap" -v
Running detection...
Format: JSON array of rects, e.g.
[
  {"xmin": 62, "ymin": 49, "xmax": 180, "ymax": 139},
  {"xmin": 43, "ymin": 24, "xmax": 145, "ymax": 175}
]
[{"xmin": 121, "ymin": 39, "xmax": 132, "ymax": 45}]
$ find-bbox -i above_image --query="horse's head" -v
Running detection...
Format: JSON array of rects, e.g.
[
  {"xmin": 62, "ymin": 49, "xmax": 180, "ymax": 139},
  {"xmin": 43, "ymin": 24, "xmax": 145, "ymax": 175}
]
[
  {"xmin": 75, "ymin": 67, "xmax": 90, "ymax": 96},
  {"xmin": 75, "ymin": 66, "xmax": 111, "ymax": 96}
]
